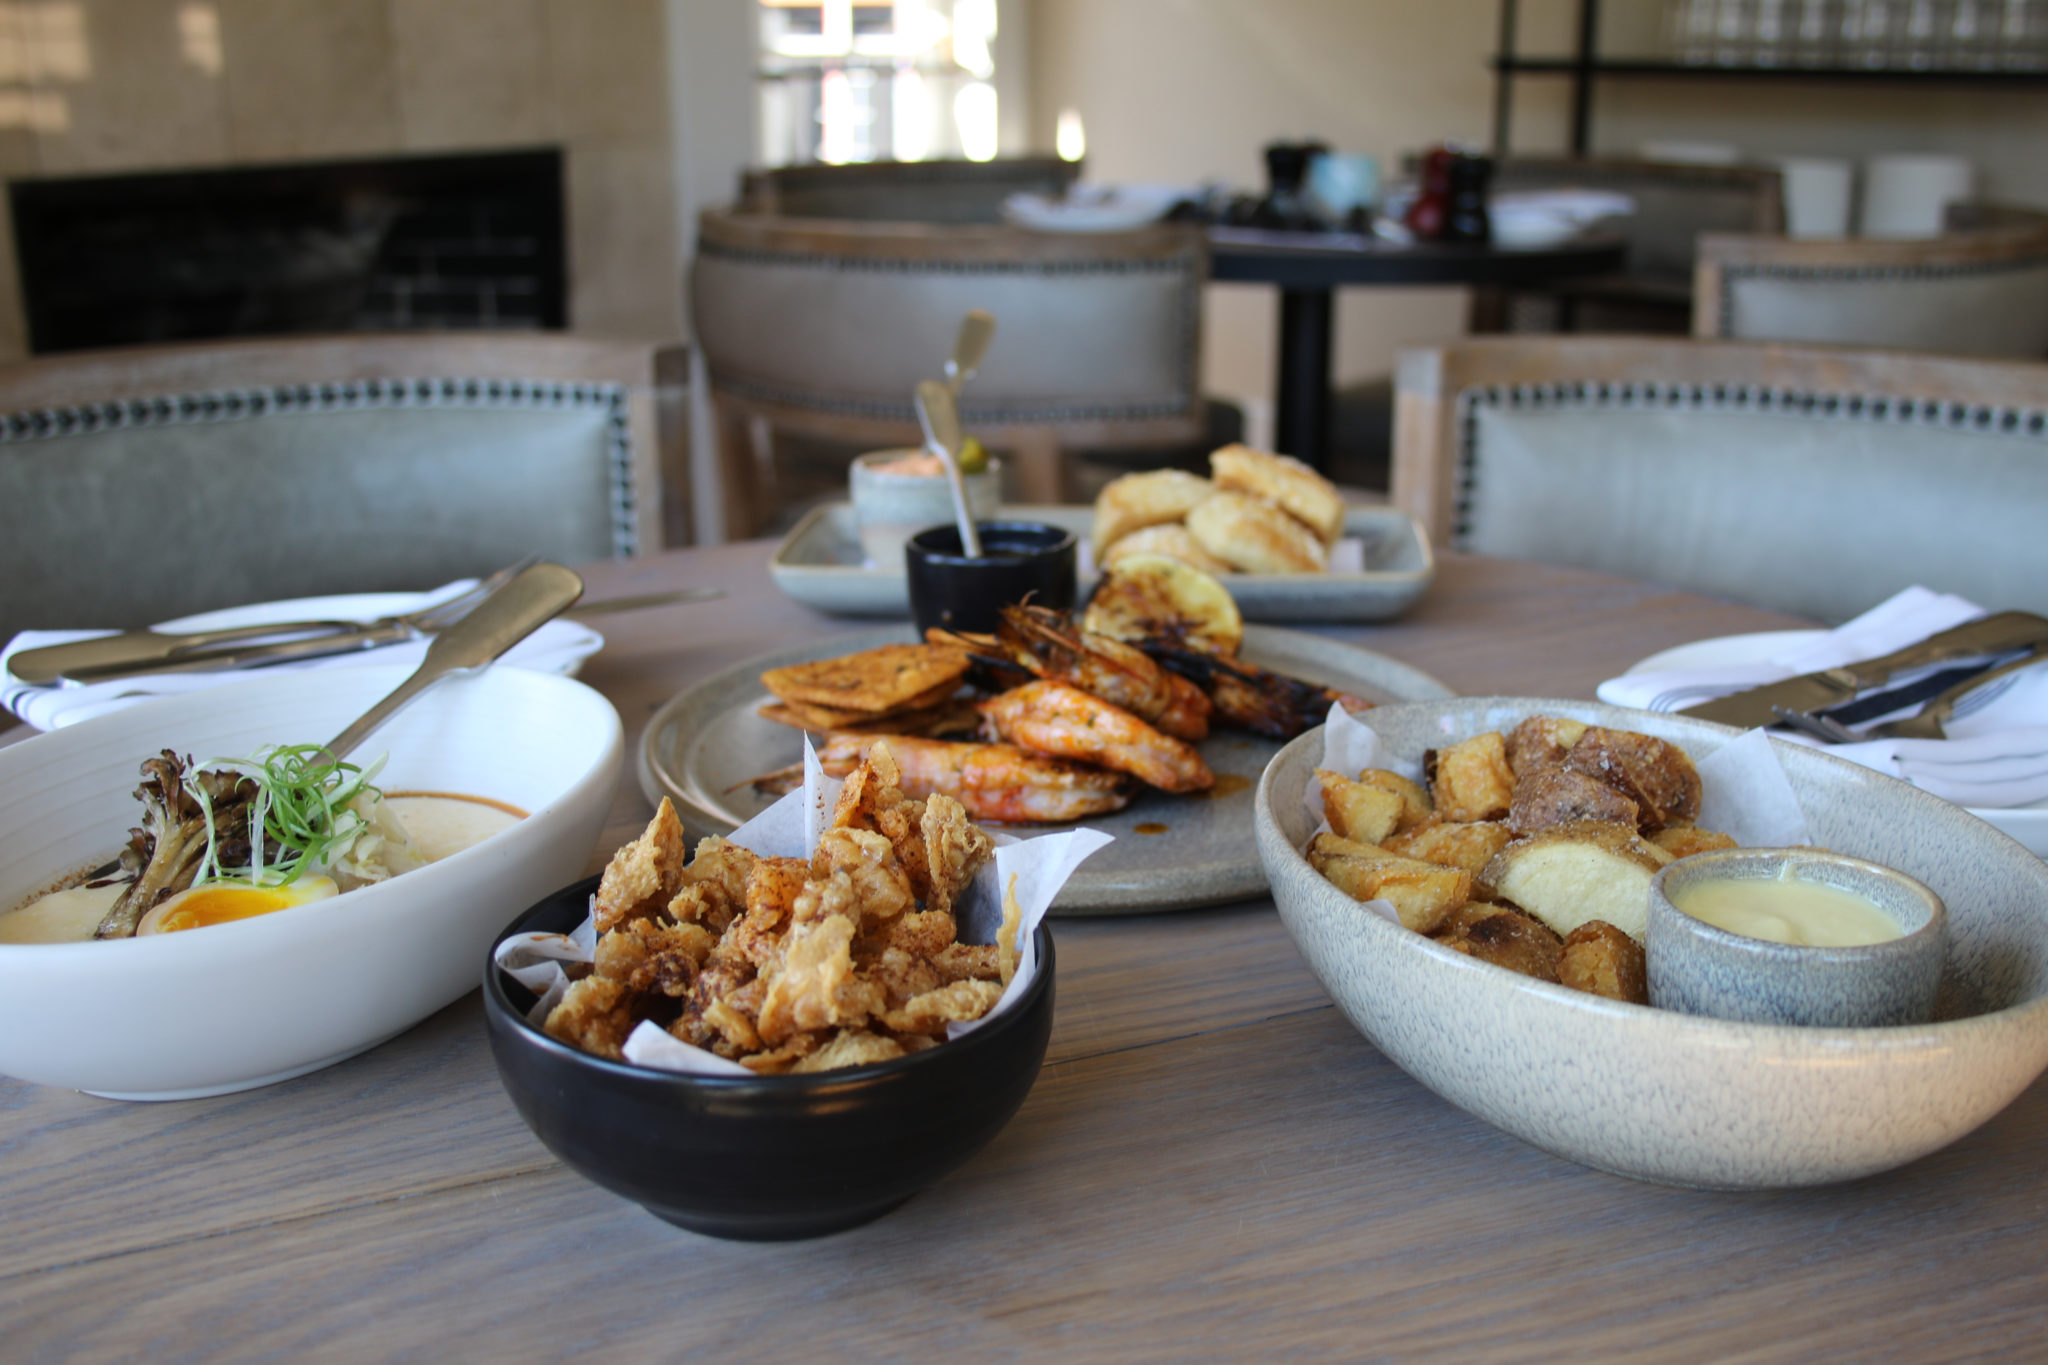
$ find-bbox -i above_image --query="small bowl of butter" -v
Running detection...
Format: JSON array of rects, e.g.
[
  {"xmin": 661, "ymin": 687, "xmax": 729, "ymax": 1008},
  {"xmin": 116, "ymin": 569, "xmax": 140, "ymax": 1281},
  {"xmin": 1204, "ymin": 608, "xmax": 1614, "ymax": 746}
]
[{"xmin": 1647, "ymin": 848, "xmax": 1948, "ymax": 1028}]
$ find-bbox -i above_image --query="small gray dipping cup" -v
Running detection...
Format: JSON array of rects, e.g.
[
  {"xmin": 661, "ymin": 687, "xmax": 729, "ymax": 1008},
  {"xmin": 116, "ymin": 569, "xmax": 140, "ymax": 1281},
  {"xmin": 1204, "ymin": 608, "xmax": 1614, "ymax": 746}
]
[{"xmin": 1648, "ymin": 848, "xmax": 1948, "ymax": 1028}]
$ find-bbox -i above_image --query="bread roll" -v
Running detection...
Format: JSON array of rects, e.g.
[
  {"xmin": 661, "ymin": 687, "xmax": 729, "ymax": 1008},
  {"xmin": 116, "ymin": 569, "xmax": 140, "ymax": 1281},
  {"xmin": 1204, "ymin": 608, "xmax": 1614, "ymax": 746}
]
[
  {"xmin": 1098, "ymin": 522, "xmax": 1233, "ymax": 575},
  {"xmin": 1091, "ymin": 469, "xmax": 1214, "ymax": 555},
  {"xmin": 1209, "ymin": 444, "xmax": 1344, "ymax": 545},
  {"xmin": 1185, "ymin": 490, "xmax": 1326, "ymax": 574}
]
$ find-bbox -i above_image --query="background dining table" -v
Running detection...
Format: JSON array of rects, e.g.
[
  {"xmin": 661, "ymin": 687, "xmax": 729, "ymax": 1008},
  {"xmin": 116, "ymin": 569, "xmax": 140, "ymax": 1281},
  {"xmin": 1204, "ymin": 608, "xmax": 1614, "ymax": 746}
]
[{"xmin": 5, "ymin": 539, "xmax": 2045, "ymax": 1362}]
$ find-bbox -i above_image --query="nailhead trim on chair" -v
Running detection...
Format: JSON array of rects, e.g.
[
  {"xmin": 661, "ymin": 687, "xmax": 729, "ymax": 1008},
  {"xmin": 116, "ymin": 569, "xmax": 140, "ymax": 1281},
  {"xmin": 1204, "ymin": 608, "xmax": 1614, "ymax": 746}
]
[
  {"xmin": 1715, "ymin": 255, "xmax": 2048, "ymax": 336},
  {"xmin": 0, "ymin": 377, "xmax": 640, "ymax": 557},
  {"xmin": 1451, "ymin": 379, "xmax": 2048, "ymax": 546}
]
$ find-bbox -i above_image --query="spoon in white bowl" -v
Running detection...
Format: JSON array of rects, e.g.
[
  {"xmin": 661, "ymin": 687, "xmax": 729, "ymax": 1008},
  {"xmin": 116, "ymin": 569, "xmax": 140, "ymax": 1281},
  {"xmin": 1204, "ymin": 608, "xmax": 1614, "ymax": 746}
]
[
  {"xmin": 914, "ymin": 379, "xmax": 983, "ymax": 559},
  {"xmin": 946, "ymin": 309, "xmax": 996, "ymax": 396}
]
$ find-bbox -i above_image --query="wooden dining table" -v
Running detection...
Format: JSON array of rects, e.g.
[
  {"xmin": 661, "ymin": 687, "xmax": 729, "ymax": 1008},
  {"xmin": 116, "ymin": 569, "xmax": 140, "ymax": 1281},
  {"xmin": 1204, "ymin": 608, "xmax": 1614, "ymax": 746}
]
[{"xmin": 6, "ymin": 540, "xmax": 2045, "ymax": 1362}]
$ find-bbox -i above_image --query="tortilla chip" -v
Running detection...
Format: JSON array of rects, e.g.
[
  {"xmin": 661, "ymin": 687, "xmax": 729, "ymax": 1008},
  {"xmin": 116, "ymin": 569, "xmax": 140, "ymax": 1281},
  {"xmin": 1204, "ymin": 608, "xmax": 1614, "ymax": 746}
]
[{"xmin": 761, "ymin": 643, "xmax": 971, "ymax": 713}]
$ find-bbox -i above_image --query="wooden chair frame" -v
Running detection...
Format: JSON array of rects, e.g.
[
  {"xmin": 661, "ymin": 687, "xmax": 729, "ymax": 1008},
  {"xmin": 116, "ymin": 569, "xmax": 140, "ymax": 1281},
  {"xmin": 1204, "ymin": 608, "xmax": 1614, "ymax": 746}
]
[{"xmin": 1392, "ymin": 335, "xmax": 2048, "ymax": 550}]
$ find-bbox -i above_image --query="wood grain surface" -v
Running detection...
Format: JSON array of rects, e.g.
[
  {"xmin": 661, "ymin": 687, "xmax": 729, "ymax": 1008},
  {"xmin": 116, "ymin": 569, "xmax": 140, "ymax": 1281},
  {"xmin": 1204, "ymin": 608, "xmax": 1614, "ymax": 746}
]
[{"xmin": 6, "ymin": 543, "xmax": 2043, "ymax": 1363}]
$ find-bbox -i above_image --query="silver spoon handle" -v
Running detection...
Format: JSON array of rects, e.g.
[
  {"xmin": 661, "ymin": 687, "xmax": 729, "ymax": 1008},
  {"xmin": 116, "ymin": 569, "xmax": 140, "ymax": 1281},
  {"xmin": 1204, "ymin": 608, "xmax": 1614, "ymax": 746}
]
[{"xmin": 322, "ymin": 563, "xmax": 584, "ymax": 760}]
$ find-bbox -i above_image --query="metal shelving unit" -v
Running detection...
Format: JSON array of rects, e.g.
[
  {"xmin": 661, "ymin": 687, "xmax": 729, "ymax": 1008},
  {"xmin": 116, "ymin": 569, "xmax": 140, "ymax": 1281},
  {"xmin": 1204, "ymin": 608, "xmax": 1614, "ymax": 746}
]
[{"xmin": 1493, "ymin": 0, "xmax": 2048, "ymax": 155}]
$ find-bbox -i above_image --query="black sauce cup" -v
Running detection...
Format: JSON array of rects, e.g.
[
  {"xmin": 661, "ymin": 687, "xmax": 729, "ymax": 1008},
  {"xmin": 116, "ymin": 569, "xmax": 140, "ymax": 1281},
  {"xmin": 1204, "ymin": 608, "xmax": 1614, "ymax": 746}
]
[
  {"xmin": 483, "ymin": 876, "xmax": 1055, "ymax": 1241},
  {"xmin": 905, "ymin": 521, "xmax": 1078, "ymax": 635}
]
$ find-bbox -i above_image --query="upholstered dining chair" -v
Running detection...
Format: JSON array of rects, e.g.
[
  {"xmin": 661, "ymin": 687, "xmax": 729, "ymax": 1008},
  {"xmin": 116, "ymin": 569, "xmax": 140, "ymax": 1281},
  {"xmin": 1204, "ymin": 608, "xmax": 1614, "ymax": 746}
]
[
  {"xmin": 737, "ymin": 156, "xmax": 1080, "ymax": 225},
  {"xmin": 691, "ymin": 208, "xmax": 1208, "ymax": 536},
  {"xmin": 1391, "ymin": 336, "xmax": 2048, "ymax": 622},
  {"xmin": 1693, "ymin": 222, "xmax": 2048, "ymax": 358},
  {"xmin": 1480, "ymin": 158, "xmax": 1786, "ymax": 333},
  {"xmin": 0, "ymin": 333, "xmax": 682, "ymax": 643}
]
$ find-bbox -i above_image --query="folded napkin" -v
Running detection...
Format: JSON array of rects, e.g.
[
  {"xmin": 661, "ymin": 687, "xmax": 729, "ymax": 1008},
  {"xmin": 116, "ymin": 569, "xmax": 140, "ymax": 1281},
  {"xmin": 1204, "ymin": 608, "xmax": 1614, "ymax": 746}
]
[
  {"xmin": 1597, "ymin": 586, "xmax": 2048, "ymax": 808},
  {"xmin": 2, "ymin": 580, "xmax": 605, "ymax": 732}
]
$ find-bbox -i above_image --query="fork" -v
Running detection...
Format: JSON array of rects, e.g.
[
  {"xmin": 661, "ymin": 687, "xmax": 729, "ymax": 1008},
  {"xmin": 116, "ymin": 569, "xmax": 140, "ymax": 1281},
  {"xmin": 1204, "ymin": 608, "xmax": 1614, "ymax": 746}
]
[
  {"xmin": 1773, "ymin": 644, "xmax": 2048, "ymax": 744},
  {"xmin": 8, "ymin": 555, "xmax": 540, "ymax": 686}
]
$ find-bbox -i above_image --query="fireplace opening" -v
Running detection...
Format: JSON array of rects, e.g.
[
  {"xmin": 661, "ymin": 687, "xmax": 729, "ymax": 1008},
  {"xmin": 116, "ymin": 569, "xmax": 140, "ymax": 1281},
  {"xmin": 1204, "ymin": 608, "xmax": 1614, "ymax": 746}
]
[{"xmin": 9, "ymin": 148, "xmax": 567, "ymax": 354}]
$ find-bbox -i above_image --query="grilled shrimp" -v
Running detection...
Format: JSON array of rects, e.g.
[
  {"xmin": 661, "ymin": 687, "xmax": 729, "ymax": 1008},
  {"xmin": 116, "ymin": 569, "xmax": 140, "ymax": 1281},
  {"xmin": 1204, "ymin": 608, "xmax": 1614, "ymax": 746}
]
[
  {"xmin": 978, "ymin": 679, "xmax": 1214, "ymax": 793},
  {"xmin": 1143, "ymin": 643, "xmax": 1372, "ymax": 741},
  {"xmin": 814, "ymin": 734, "xmax": 1132, "ymax": 824},
  {"xmin": 944, "ymin": 604, "xmax": 1212, "ymax": 742}
]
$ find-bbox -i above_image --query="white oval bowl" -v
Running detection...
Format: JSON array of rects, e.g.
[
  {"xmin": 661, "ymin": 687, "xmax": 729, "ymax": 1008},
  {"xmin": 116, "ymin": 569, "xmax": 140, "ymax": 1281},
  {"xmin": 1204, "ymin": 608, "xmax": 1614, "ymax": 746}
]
[
  {"xmin": 1255, "ymin": 697, "xmax": 2048, "ymax": 1188},
  {"xmin": 0, "ymin": 664, "xmax": 622, "ymax": 1099}
]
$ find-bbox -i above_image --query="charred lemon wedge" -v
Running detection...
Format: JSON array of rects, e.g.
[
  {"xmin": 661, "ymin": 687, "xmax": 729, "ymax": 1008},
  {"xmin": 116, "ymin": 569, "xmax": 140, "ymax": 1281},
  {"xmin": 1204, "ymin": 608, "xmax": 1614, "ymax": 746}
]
[{"xmin": 1082, "ymin": 553, "xmax": 1243, "ymax": 657}]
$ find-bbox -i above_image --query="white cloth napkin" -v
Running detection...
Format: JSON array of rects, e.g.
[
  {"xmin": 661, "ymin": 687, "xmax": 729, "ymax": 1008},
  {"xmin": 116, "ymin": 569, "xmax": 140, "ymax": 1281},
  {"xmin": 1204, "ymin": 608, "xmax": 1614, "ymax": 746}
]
[
  {"xmin": 2, "ymin": 580, "xmax": 605, "ymax": 732},
  {"xmin": 1597, "ymin": 586, "xmax": 2048, "ymax": 808}
]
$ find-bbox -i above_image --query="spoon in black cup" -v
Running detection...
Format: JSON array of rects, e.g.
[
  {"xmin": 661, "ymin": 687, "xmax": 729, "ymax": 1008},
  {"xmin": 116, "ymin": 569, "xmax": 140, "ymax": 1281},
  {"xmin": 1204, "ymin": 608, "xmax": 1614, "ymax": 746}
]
[{"xmin": 913, "ymin": 379, "xmax": 983, "ymax": 559}]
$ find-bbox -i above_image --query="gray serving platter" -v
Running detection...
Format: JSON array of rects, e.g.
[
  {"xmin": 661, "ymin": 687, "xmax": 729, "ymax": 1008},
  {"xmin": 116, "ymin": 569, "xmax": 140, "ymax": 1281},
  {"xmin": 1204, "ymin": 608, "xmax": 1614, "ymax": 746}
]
[
  {"xmin": 636, "ymin": 623, "xmax": 1451, "ymax": 915},
  {"xmin": 768, "ymin": 502, "xmax": 1436, "ymax": 623}
]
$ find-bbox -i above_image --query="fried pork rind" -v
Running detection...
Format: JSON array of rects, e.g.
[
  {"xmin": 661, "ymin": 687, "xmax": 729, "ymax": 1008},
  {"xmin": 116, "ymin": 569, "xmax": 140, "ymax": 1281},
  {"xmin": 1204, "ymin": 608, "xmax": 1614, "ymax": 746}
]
[
  {"xmin": 560, "ymin": 741, "xmax": 1008, "ymax": 1075},
  {"xmin": 594, "ymin": 797, "xmax": 689, "ymax": 933},
  {"xmin": 1558, "ymin": 920, "xmax": 1649, "ymax": 1003},
  {"xmin": 883, "ymin": 978, "xmax": 1005, "ymax": 1036},
  {"xmin": 1307, "ymin": 832, "xmax": 1472, "ymax": 935},
  {"xmin": 1208, "ymin": 443, "xmax": 1344, "ymax": 546},
  {"xmin": 1317, "ymin": 769, "xmax": 1405, "ymax": 845},
  {"xmin": 1651, "ymin": 824, "xmax": 1739, "ymax": 860},
  {"xmin": 1429, "ymin": 732, "xmax": 1516, "ymax": 824},
  {"xmin": 792, "ymin": 1030, "xmax": 906, "ymax": 1074},
  {"xmin": 1185, "ymin": 489, "xmax": 1326, "ymax": 575},
  {"xmin": 593, "ymin": 918, "xmax": 715, "ymax": 997},
  {"xmin": 1383, "ymin": 820, "xmax": 1514, "ymax": 881},
  {"xmin": 761, "ymin": 643, "xmax": 971, "ymax": 714},
  {"xmin": 1432, "ymin": 902, "xmax": 1563, "ymax": 982},
  {"xmin": 1479, "ymin": 818, "xmax": 1674, "ymax": 941},
  {"xmin": 544, "ymin": 976, "xmax": 639, "ymax": 1059},
  {"xmin": 1092, "ymin": 468, "xmax": 1217, "ymax": 554}
]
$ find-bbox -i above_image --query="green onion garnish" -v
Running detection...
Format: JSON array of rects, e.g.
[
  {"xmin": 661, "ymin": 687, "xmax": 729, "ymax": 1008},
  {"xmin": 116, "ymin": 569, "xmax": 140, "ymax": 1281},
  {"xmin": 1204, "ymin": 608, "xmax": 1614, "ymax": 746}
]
[{"xmin": 186, "ymin": 745, "xmax": 386, "ymax": 886}]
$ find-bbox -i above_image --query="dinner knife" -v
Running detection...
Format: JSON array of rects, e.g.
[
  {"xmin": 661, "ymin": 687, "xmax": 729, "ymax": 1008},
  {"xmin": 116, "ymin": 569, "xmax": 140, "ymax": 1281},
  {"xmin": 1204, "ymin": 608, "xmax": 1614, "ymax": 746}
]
[{"xmin": 1678, "ymin": 610, "xmax": 2048, "ymax": 728}]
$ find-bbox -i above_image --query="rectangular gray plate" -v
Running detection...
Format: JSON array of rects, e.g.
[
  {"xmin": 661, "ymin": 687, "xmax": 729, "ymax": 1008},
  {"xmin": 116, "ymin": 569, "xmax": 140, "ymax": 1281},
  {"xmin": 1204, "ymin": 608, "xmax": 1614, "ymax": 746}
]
[{"xmin": 769, "ymin": 502, "xmax": 1435, "ymax": 622}]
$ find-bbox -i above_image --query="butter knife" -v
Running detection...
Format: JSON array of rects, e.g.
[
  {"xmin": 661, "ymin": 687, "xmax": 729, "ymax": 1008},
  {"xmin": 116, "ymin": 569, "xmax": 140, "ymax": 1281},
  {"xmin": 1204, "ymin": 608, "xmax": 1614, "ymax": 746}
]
[{"xmin": 1678, "ymin": 610, "xmax": 2048, "ymax": 728}]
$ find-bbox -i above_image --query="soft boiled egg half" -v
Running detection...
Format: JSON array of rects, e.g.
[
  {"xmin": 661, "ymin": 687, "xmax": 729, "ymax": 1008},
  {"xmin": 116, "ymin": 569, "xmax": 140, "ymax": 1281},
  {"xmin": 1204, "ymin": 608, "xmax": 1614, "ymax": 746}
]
[{"xmin": 134, "ymin": 875, "xmax": 339, "ymax": 936}]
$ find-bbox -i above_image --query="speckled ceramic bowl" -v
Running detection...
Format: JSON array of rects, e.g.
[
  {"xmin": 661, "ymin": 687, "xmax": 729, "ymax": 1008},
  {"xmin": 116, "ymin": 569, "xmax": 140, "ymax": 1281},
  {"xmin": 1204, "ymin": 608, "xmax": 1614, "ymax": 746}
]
[
  {"xmin": 1648, "ymin": 848, "xmax": 1948, "ymax": 1028},
  {"xmin": 1254, "ymin": 697, "xmax": 2048, "ymax": 1189}
]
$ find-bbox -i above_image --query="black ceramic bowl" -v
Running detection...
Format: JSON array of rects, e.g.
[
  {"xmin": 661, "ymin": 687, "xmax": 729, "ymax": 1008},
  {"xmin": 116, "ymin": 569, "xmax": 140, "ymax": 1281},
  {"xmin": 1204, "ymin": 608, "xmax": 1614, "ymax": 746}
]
[
  {"xmin": 905, "ymin": 520, "xmax": 1078, "ymax": 634},
  {"xmin": 483, "ymin": 876, "xmax": 1055, "ymax": 1241}
]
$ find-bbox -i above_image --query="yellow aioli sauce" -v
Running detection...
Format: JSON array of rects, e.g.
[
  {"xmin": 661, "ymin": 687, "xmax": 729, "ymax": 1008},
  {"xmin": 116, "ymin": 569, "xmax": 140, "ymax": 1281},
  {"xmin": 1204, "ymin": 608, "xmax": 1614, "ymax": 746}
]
[{"xmin": 1671, "ymin": 874, "xmax": 1903, "ymax": 948}]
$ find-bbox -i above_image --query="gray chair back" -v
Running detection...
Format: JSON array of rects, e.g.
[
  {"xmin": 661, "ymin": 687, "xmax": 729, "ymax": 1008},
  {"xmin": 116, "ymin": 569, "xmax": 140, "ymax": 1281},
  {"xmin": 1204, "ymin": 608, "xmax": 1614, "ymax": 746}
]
[
  {"xmin": 0, "ymin": 335, "xmax": 669, "ymax": 640},
  {"xmin": 738, "ymin": 157, "xmax": 1081, "ymax": 225},
  {"xmin": 691, "ymin": 210, "xmax": 1206, "ymax": 525},
  {"xmin": 1696, "ymin": 226, "xmax": 2048, "ymax": 359},
  {"xmin": 1393, "ymin": 337, "xmax": 2048, "ymax": 623}
]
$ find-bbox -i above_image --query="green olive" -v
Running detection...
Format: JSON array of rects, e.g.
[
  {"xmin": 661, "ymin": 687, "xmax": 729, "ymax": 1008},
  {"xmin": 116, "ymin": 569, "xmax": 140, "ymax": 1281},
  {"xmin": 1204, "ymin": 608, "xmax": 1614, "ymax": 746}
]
[{"xmin": 957, "ymin": 436, "xmax": 989, "ymax": 475}]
